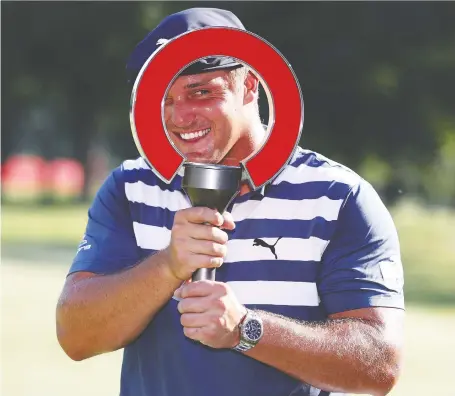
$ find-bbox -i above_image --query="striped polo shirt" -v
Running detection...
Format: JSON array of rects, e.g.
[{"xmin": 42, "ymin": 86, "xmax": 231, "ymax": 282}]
[{"xmin": 70, "ymin": 146, "xmax": 404, "ymax": 396}]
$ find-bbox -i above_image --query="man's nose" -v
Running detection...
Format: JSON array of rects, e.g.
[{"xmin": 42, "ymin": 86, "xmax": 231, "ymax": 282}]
[{"xmin": 167, "ymin": 102, "xmax": 195, "ymax": 129}]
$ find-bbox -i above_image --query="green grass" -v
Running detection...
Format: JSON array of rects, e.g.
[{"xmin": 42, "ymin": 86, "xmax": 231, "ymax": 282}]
[
  {"xmin": 390, "ymin": 199, "xmax": 455, "ymax": 305},
  {"xmin": 1, "ymin": 204, "xmax": 89, "ymax": 246}
]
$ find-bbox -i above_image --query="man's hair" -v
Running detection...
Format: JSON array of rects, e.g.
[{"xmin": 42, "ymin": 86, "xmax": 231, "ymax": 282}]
[
  {"xmin": 227, "ymin": 66, "xmax": 248, "ymax": 90},
  {"xmin": 227, "ymin": 66, "xmax": 260, "ymax": 113}
]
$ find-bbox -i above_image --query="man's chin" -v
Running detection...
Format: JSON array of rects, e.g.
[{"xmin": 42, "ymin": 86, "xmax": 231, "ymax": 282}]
[{"xmin": 185, "ymin": 153, "xmax": 218, "ymax": 165}]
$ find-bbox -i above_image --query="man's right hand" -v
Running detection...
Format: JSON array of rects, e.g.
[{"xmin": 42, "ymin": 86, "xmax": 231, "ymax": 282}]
[{"xmin": 164, "ymin": 207, "xmax": 235, "ymax": 281}]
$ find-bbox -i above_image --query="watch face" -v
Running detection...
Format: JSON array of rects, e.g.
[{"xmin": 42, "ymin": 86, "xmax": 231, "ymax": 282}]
[{"xmin": 244, "ymin": 319, "xmax": 262, "ymax": 342}]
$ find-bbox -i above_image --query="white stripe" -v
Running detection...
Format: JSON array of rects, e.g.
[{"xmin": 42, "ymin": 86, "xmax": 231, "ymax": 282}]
[
  {"xmin": 225, "ymin": 237, "xmax": 328, "ymax": 263},
  {"xmin": 274, "ymin": 163, "xmax": 360, "ymax": 186},
  {"xmin": 125, "ymin": 181, "xmax": 191, "ymax": 211},
  {"xmin": 231, "ymin": 196, "xmax": 343, "ymax": 222},
  {"xmin": 123, "ymin": 157, "xmax": 150, "ymax": 171},
  {"xmin": 133, "ymin": 222, "xmax": 171, "ymax": 250},
  {"xmin": 227, "ymin": 281, "xmax": 319, "ymax": 306},
  {"xmin": 123, "ymin": 157, "xmax": 186, "ymax": 176}
]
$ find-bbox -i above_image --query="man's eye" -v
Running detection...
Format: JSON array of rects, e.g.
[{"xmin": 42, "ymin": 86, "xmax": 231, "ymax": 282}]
[{"xmin": 193, "ymin": 89, "xmax": 210, "ymax": 96}]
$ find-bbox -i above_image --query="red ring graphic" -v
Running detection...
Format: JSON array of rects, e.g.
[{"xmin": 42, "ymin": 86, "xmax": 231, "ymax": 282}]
[{"xmin": 130, "ymin": 27, "xmax": 303, "ymax": 189}]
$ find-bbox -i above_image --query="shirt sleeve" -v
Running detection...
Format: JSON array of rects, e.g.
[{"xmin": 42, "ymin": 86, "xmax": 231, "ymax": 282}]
[
  {"xmin": 318, "ymin": 178, "xmax": 405, "ymax": 315},
  {"xmin": 68, "ymin": 165, "xmax": 141, "ymax": 276}
]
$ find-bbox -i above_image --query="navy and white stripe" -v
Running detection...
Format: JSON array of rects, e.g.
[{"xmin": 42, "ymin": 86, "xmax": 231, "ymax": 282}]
[{"xmin": 122, "ymin": 147, "xmax": 361, "ymax": 309}]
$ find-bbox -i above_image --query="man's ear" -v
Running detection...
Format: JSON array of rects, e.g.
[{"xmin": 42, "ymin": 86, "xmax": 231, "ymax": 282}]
[{"xmin": 243, "ymin": 71, "xmax": 259, "ymax": 105}]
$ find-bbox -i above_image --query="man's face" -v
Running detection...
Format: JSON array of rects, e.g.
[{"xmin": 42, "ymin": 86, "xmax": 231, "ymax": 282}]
[{"xmin": 163, "ymin": 69, "xmax": 247, "ymax": 165}]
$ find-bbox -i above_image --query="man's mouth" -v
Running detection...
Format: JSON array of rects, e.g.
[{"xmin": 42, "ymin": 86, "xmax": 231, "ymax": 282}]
[{"xmin": 176, "ymin": 127, "xmax": 211, "ymax": 142}]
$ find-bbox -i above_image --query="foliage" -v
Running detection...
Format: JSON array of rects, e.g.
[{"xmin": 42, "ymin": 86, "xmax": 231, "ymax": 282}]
[{"xmin": 2, "ymin": 2, "xmax": 455, "ymax": 205}]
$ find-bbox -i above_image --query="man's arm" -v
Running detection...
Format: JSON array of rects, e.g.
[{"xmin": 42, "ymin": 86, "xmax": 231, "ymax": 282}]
[
  {"xmin": 244, "ymin": 307, "xmax": 403, "ymax": 395},
  {"xmin": 56, "ymin": 167, "xmax": 179, "ymax": 361},
  {"xmin": 177, "ymin": 177, "xmax": 405, "ymax": 395},
  {"xmin": 56, "ymin": 250, "xmax": 180, "ymax": 361},
  {"xmin": 56, "ymin": 166, "xmax": 234, "ymax": 361},
  {"xmin": 176, "ymin": 281, "xmax": 403, "ymax": 396}
]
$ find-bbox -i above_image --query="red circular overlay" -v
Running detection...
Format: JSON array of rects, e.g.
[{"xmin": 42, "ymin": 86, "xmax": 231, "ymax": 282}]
[{"xmin": 130, "ymin": 27, "xmax": 303, "ymax": 188}]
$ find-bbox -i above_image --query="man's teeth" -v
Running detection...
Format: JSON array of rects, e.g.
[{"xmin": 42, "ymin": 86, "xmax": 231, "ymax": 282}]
[{"xmin": 180, "ymin": 128, "xmax": 210, "ymax": 140}]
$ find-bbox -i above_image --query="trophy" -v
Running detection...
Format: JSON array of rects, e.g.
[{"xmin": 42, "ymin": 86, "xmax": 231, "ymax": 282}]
[{"xmin": 130, "ymin": 27, "xmax": 303, "ymax": 282}]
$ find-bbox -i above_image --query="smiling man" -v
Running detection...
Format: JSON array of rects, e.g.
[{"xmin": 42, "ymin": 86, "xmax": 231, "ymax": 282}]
[
  {"xmin": 164, "ymin": 66, "xmax": 265, "ymax": 166},
  {"xmin": 56, "ymin": 7, "xmax": 405, "ymax": 396}
]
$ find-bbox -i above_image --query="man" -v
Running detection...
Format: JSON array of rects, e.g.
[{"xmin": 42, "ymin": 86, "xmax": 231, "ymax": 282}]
[{"xmin": 56, "ymin": 8, "xmax": 405, "ymax": 396}]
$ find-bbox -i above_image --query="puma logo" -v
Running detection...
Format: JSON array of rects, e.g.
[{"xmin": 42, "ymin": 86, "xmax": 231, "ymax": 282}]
[{"xmin": 253, "ymin": 237, "xmax": 283, "ymax": 259}]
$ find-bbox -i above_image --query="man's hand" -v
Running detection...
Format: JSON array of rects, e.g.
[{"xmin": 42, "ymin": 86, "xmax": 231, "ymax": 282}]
[
  {"xmin": 164, "ymin": 208, "xmax": 235, "ymax": 281},
  {"xmin": 174, "ymin": 281, "xmax": 247, "ymax": 348}
]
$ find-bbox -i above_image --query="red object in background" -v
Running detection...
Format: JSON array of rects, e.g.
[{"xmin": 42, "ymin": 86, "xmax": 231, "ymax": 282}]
[
  {"xmin": 1, "ymin": 154, "xmax": 85, "ymax": 200},
  {"xmin": 1, "ymin": 155, "xmax": 48, "ymax": 198},
  {"xmin": 46, "ymin": 158, "xmax": 85, "ymax": 197}
]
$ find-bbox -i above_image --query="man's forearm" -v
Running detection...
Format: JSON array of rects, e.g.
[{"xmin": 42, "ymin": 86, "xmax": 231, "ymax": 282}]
[
  {"xmin": 56, "ymin": 250, "xmax": 181, "ymax": 360},
  {"xmin": 244, "ymin": 311, "xmax": 400, "ymax": 396}
]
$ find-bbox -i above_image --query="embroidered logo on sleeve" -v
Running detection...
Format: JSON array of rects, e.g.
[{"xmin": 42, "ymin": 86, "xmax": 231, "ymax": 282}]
[{"xmin": 77, "ymin": 234, "xmax": 92, "ymax": 253}]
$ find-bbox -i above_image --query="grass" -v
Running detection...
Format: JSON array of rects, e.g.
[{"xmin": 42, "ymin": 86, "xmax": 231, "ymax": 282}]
[
  {"xmin": 390, "ymin": 199, "xmax": 455, "ymax": 305},
  {"xmin": 1, "ymin": 203, "xmax": 89, "ymax": 247}
]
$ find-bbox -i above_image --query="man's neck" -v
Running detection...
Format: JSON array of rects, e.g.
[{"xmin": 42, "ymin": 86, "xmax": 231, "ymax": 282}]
[
  {"xmin": 222, "ymin": 120, "xmax": 266, "ymax": 167},
  {"xmin": 223, "ymin": 118, "xmax": 266, "ymax": 196},
  {"xmin": 239, "ymin": 182, "xmax": 252, "ymax": 196}
]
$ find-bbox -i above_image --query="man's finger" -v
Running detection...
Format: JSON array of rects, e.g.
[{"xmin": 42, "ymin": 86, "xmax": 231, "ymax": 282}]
[
  {"xmin": 221, "ymin": 211, "xmax": 236, "ymax": 230},
  {"xmin": 179, "ymin": 280, "xmax": 217, "ymax": 299},
  {"xmin": 183, "ymin": 326, "xmax": 202, "ymax": 341},
  {"xmin": 177, "ymin": 297, "xmax": 211, "ymax": 314},
  {"xmin": 180, "ymin": 312, "xmax": 212, "ymax": 327},
  {"xmin": 187, "ymin": 239, "xmax": 227, "ymax": 258},
  {"xmin": 183, "ymin": 207, "xmax": 224, "ymax": 226},
  {"xmin": 185, "ymin": 223, "xmax": 229, "ymax": 244}
]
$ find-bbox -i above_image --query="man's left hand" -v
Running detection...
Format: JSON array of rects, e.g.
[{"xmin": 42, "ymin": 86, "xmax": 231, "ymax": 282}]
[{"xmin": 174, "ymin": 281, "xmax": 247, "ymax": 349}]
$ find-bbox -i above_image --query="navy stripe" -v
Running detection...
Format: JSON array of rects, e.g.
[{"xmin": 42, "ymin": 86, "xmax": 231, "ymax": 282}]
[
  {"xmin": 137, "ymin": 249, "xmax": 319, "ymax": 284},
  {"xmin": 129, "ymin": 202, "xmax": 176, "ymax": 229},
  {"xmin": 216, "ymin": 259, "xmax": 319, "ymax": 283},
  {"xmin": 230, "ymin": 190, "xmax": 265, "ymax": 205},
  {"xmin": 129, "ymin": 203, "xmax": 336, "ymax": 240},
  {"xmin": 233, "ymin": 218, "xmax": 336, "ymax": 240},
  {"xmin": 289, "ymin": 151, "xmax": 327, "ymax": 168},
  {"xmin": 266, "ymin": 181, "xmax": 351, "ymax": 200},
  {"xmin": 319, "ymin": 391, "xmax": 330, "ymax": 396}
]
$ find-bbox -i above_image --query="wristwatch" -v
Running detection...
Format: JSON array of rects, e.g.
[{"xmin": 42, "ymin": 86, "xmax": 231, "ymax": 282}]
[{"xmin": 233, "ymin": 309, "xmax": 264, "ymax": 353}]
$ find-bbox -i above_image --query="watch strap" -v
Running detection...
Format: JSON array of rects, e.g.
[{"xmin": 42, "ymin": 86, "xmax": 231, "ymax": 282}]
[{"xmin": 233, "ymin": 339, "xmax": 255, "ymax": 352}]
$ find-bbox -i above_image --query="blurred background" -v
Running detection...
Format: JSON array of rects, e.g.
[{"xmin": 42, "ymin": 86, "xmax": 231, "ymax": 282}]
[{"xmin": 1, "ymin": 1, "xmax": 454, "ymax": 395}]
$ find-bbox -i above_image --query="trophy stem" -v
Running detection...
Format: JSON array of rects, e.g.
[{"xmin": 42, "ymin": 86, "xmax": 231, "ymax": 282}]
[{"xmin": 181, "ymin": 162, "xmax": 242, "ymax": 282}]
